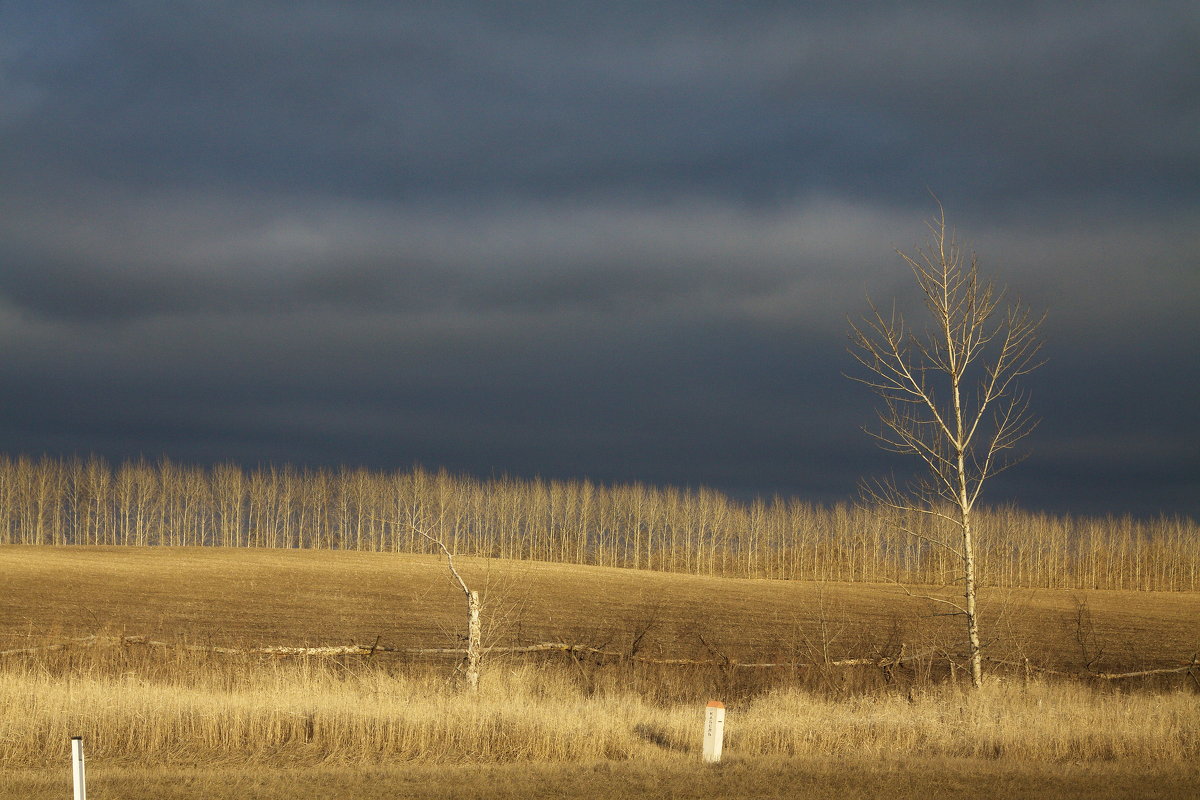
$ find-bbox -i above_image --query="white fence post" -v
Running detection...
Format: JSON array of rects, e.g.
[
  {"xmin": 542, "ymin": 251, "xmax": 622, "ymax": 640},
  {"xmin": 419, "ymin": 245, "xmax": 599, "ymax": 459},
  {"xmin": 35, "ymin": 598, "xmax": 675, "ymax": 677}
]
[
  {"xmin": 71, "ymin": 736, "xmax": 87, "ymax": 800},
  {"xmin": 702, "ymin": 700, "xmax": 725, "ymax": 763}
]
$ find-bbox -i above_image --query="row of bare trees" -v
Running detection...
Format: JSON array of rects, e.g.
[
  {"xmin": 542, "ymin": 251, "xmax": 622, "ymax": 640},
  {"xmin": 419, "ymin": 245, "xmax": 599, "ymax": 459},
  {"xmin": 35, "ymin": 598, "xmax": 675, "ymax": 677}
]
[{"xmin": 0, "ymin": 453, "xmax": 1194, "ymax": 590}]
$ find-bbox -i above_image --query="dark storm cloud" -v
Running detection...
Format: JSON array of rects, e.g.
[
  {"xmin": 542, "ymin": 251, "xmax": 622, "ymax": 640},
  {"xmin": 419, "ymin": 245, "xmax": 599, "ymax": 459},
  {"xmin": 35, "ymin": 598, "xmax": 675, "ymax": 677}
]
[
  {"xmin": 7, "ymin": 2, "xmax": 1195, "ymax": 204},
  {"xmin": 0, "ymin": 189, "xmax": 908, "ymax": 322},
  {"xmin": 0, "ymin": 2, "xmax": 1197, "ymax": 516}
]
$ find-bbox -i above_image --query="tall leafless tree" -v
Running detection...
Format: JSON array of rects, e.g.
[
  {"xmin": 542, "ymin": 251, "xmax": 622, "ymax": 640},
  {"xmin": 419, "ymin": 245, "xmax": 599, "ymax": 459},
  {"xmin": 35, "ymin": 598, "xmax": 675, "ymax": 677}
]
[{"xmin": 848, "ymin": 205, "xmax": 1046, "ymax": 687}]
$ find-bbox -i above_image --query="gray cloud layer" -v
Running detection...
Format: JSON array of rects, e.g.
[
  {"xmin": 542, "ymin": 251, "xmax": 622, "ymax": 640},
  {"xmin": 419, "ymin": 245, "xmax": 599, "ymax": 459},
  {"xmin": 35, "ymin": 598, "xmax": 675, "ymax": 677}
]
[{"xmin": 1, "ymin": 2, "xmax": 1197, "ymax": 515}]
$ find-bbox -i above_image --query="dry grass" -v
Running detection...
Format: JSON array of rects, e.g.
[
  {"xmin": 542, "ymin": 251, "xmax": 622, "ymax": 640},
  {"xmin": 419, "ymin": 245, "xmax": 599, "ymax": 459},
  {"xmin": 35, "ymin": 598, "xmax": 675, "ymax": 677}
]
[{"xmin": 1, "ymin": 644, "xmax": 1197, "ymax": 769}]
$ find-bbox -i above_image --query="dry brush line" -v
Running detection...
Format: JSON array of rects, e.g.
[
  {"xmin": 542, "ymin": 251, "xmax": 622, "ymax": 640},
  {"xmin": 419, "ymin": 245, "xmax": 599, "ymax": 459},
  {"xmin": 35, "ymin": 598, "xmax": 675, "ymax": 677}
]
[
  {"xmin": 16, "ymin": 635, "xmax": 1196, "ymax": 679},
  {"xmin": 0, "ymin": 634, "xmax": 919, "ymax": 668}
]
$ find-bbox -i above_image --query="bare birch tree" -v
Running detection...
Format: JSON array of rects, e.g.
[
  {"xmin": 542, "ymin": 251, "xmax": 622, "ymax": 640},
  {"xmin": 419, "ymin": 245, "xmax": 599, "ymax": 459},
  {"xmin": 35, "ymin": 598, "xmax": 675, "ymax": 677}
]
[
  {"xmin": 848, "ymin": 205, "xmax": 1045, "ymax": 688},
  {"xmin": 408, "ymin": 520, "xmax": 482, "ymax": 692}
]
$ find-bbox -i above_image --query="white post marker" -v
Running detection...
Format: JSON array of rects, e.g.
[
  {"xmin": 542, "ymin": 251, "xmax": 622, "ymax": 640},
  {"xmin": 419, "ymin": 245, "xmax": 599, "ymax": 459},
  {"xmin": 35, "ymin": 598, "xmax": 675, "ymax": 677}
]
[
  {"xmin": 702, "ymin": 700, "xmax": 725, "ymax": 763},
  {"xmin": 71, "ymin": 736, "xmax": 87, "ymax": 800}
]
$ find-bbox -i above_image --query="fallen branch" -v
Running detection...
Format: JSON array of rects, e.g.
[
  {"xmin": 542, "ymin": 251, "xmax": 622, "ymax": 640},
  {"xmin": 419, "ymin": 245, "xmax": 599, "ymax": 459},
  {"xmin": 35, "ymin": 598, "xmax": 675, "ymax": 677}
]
[
  {"xmin": 0, "ymin": 636, "xmax": 97, "ymax": 656},
  {"xmin": 1091, "ymin": 656, "xmax": 1199, "ymax": 680},
  {"xmin": 8, "ymin": 636, "xmax": 1191, "ymax": 679},
  {"xmin": 0, "ymin": 635, "xmax": 929, "ymax": 669},
  {"xmin": 984, "ymin": 655, "xmax": 1200, "ymax": 680},
  {"xmin": 983, "ymin": 657, "xmax": 1072, "ymax": 676}
]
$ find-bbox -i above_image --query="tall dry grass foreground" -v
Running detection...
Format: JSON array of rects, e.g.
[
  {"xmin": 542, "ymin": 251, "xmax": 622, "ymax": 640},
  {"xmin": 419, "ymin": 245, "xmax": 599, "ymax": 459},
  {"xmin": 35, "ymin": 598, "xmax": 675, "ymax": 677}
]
[{"xmin": 1, "ymin": 647, "xmax": 1196, "ymax": 769}]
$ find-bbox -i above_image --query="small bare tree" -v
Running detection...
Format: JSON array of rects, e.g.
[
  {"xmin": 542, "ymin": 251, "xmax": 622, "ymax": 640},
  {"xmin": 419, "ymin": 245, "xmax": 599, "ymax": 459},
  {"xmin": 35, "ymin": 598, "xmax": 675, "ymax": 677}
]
[
  {"xmin": 848, "ymin": 205, "xmax": 1045, "ymax": 688},
  {"xmin": 414, "ymin": 525, "xmax": 482, "ymax": 692}
]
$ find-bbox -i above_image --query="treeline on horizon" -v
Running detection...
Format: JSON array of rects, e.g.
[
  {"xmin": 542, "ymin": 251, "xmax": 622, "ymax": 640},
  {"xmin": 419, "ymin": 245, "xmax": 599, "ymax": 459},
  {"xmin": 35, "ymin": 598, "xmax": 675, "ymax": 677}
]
[{"xmin": 0, "ymin": 453, "xmax": 1195, "ymax": 591}]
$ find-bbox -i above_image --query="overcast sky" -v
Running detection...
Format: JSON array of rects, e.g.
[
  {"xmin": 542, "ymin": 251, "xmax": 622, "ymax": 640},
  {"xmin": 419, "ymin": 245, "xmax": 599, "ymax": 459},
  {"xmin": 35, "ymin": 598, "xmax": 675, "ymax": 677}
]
[{"xmin": 2, "ymin": 2, "xmax": 1197, "ymax": 517}]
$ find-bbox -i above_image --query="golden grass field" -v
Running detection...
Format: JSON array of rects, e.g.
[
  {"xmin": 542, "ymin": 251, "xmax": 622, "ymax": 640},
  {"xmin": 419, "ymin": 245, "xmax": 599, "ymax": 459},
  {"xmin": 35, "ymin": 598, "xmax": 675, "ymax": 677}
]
[{"xmin": 1, "ymin": 546, "xmax": 1198, "ymax": 799}]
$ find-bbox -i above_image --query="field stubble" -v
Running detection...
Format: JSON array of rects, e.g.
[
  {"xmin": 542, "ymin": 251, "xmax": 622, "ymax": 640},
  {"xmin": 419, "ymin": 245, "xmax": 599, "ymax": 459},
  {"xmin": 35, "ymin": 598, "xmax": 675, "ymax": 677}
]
[{"xmin": 2, "ymin": 546, "xmax": 1197, "ymax": 671}]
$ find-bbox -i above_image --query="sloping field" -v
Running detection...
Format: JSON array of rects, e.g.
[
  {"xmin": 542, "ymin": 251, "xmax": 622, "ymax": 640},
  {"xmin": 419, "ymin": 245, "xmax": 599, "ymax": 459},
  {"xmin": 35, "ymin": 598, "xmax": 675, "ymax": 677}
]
[
  {"xmin": 2, "ymin": 546, "xmax": 1196, "ymax": 671},
  {"xmin": 2, "ymin": 546, "xmax": 1198, "ymax": 800}
]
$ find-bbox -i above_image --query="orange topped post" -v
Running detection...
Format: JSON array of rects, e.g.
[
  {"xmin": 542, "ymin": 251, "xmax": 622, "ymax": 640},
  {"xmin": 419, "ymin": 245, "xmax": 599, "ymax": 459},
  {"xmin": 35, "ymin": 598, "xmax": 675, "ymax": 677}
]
[{"xmin": 703, "ymin": 700, "xmax": 725, "ymax": 762}]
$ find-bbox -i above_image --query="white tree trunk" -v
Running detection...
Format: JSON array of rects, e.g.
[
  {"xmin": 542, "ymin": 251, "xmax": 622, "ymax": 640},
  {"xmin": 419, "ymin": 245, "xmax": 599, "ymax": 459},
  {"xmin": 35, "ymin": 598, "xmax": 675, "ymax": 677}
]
[
  {"xmin": 466, "ymin": 589, "xmax": 481, "ymax": 691},
  {"xmin": 962, "ymin": 513, "xmax": 983, "ymax": 688}
]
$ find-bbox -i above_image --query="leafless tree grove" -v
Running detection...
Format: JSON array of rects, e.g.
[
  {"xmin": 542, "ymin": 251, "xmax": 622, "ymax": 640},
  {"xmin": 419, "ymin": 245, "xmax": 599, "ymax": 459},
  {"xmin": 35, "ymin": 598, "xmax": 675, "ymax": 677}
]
[{"xmin": 0, "ymin": 453, "xmax": 1194, "ymax": 592}]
